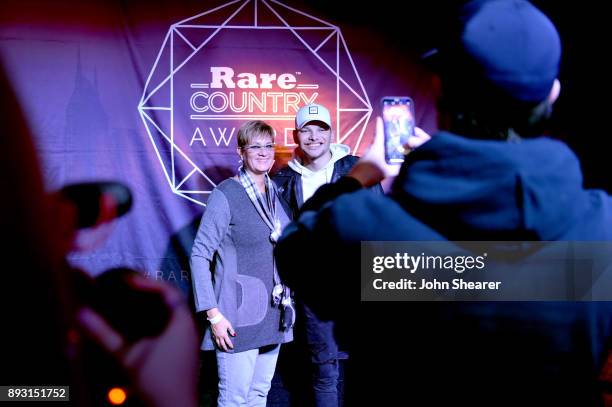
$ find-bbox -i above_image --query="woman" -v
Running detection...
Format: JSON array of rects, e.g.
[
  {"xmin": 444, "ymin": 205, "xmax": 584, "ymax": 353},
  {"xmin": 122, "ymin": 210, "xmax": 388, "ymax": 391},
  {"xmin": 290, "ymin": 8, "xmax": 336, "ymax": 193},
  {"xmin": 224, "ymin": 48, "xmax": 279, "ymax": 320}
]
[{"xmin": 190, "ymin": 120, "xmax": 293, "ymax": 407}]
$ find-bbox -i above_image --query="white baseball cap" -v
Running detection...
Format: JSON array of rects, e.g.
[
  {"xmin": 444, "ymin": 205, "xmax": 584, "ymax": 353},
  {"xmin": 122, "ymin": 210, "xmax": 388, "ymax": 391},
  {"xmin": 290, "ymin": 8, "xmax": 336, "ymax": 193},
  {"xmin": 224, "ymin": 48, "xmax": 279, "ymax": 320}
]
[{"xmin": 295, "ymin": 104, "xmax": 332, "ymax": 130}]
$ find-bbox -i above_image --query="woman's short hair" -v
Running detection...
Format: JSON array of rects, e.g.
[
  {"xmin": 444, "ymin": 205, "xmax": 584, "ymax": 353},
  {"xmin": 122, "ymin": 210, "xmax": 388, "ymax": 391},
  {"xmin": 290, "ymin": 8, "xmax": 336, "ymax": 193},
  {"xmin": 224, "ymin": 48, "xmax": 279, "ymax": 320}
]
[{"xmin": 237, "ymin": 120, "xmax": 275, "ymax": 148}]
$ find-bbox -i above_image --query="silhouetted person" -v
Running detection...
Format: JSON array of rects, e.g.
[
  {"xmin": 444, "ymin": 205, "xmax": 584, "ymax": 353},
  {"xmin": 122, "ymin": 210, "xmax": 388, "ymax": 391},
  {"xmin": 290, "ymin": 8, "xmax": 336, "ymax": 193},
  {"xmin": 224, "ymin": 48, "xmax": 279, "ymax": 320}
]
[
  {"xmin": 0, "ymin": 63, "xmax": 199, "ymax": 407},
  {"xmin": 275, "ymin": 1, "xmax": 612, "ymax": 405}
]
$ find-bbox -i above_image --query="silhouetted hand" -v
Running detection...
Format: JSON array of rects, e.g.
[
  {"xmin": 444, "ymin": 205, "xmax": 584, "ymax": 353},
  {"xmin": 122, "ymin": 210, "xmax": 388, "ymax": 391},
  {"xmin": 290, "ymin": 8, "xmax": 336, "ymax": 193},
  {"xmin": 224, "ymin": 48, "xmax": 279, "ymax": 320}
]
[{"xmin": 77, "ymin": 276, "xmax": 199, "ymax": 407}]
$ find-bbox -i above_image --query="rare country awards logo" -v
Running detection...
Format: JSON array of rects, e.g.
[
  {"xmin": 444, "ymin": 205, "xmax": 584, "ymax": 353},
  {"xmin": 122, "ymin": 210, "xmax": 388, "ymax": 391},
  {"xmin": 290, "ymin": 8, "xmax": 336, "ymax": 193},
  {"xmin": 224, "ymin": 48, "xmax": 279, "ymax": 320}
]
[{"xmin": 138, "ymin": 0, "xmax": 371, "ymax": 206}]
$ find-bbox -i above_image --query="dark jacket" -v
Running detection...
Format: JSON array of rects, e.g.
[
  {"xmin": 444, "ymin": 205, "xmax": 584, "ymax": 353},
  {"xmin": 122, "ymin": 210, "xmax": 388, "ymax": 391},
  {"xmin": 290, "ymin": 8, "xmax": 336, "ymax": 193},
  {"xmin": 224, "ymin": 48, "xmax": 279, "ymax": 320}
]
[
  {"xmin": 275, "ymin": 131, "xmax": 612, "ymax": 406},
  {"xmin": 272, "ymin": 155, "xmax": 383, "ymax": 220}
]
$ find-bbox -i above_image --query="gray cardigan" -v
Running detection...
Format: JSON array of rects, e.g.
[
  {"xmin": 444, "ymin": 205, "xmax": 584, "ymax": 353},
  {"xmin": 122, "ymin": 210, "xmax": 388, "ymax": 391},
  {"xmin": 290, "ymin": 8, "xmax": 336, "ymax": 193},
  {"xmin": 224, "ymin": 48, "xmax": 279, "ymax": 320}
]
[{"xmin": 190, "ymin": 178, "xmax": 292, "ymax": 352}]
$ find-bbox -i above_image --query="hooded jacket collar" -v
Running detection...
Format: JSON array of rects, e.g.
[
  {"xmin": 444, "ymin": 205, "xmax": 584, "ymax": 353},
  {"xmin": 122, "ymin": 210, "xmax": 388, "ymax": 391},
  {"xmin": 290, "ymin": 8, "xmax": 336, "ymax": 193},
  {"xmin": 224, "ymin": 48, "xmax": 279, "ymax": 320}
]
[
  {"xmin": 287, "ymin": 143, "xmax": 350, "ymax": 176},
  {"xmin": 392, "ymin": 131, "xmax": 589, "ymax": 240}
]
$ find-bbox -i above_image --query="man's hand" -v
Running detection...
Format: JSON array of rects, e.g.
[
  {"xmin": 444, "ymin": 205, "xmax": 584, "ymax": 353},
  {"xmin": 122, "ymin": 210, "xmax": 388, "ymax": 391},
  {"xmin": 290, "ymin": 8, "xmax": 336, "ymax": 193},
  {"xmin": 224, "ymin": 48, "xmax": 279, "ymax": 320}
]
[
  {"xmin": 409, "ymin": 126, "xmax": 432, "ymax": 150},
  {"xmin": 348, "ymin": 117, "xmax": 431, "ymax": 187}
]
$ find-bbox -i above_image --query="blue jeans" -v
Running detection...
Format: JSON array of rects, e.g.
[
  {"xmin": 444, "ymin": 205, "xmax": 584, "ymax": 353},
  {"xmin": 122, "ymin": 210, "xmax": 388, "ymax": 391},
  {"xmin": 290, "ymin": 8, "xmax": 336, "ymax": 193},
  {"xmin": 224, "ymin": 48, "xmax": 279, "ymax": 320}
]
[
  {"xmin": 303, "ymin": 303, "xmax": 347, "ymax": 407},
  {"xmin": 216, "ymin": 344, "xmax": 280, "ymax": 407}
]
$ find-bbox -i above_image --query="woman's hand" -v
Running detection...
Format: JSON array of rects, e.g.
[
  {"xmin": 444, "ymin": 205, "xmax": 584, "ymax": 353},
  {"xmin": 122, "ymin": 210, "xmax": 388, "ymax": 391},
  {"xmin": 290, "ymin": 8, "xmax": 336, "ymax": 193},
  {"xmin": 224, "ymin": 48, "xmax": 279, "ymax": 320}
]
[{"xmin": 209, "ymin": 314, "xmax": 236, "ymax": 352}]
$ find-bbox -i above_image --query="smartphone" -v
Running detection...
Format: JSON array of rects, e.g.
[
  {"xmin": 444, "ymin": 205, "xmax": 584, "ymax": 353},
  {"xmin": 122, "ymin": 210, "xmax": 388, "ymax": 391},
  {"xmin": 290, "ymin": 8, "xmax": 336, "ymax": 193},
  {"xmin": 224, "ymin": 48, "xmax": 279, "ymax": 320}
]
[{"xmin": 381, "ymin": 96, "xmax": 415, "ymax": 164}]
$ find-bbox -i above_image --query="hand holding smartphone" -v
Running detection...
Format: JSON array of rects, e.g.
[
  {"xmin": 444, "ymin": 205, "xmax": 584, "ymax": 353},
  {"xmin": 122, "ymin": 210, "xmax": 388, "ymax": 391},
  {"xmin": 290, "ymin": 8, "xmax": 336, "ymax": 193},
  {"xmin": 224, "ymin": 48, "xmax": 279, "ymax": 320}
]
[{"xmin": 381, "ymin": 96, "xmax": 415, "ymax": 164}]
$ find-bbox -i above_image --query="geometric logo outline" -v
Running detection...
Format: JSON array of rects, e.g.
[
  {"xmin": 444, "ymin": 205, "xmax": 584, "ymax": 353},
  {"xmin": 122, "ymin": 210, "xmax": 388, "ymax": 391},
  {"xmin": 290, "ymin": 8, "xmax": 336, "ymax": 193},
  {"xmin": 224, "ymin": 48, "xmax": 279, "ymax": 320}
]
[{"xmin": 138, "ymin": 0, "xmax": 371, "ymax": 206}]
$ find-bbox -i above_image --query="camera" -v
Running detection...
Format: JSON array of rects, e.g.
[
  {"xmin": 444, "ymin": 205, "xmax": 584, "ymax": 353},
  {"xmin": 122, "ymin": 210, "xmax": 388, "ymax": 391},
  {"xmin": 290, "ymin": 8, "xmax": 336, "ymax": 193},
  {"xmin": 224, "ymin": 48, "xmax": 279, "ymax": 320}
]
[
  {"xmin": 75, "ymin": 267, "xmax": 171, "ymax": 343},
  {"xmin": 69, "ymin": 267, "xmax": 172, "ymax": 406}
]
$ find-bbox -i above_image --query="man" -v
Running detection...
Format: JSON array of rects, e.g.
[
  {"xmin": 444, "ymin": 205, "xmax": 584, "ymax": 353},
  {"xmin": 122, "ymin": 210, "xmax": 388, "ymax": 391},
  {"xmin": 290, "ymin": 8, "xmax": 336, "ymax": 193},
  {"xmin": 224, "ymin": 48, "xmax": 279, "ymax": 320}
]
[
  {"xmin": 273, "ymin": 103, "xmax": 381, "ymax": 406},
  {"xmin": 275, "ymin": 1, "xmax": 612, "ymax": 405},
  {"xmin": 274, "ymin": 103, "xmax": 380, "ymax": 219}
]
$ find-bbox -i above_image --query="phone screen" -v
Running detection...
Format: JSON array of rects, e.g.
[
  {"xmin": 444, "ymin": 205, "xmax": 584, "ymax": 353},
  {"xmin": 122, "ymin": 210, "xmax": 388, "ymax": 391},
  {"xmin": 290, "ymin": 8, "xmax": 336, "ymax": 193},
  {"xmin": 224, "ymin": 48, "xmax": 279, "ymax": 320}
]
[{"xmin": 382, "ymin": 97, "xmax": 415, "ymax": 163}]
